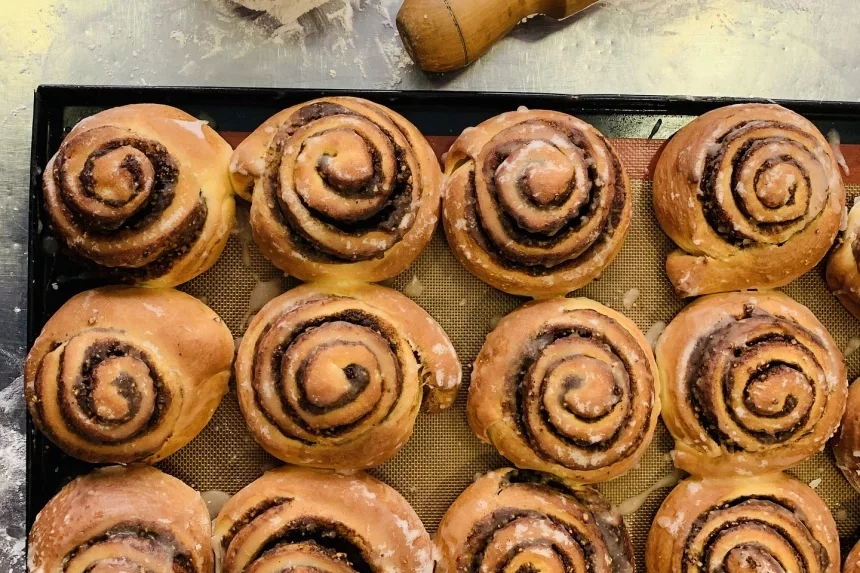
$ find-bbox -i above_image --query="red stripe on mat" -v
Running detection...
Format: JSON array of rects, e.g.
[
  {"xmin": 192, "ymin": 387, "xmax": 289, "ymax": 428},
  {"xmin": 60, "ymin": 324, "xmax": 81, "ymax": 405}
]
[{"xmin": 219, "ymin": 132, "xmax": 860, "ymax": 185}]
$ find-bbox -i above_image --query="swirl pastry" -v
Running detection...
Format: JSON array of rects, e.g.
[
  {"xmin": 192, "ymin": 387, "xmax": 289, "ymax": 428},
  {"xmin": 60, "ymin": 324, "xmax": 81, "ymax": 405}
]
[
  {"xmin": 28, "ymin": 465, "xmax": 213, "ymax": 573},
  {"xmin": 442, "ymin": 109, "xmax": 631, "ymax": 297},
  {"xmin": 435, "ymin": 468, "xmax": 634, "ymax": 573},
  {"xmin": 24, "ymin": 286, "xmax": 234, "ymax": 463},
  {"xmin": 645, "ymin": 473, "xmax": 839, "ymax": 573},
  {"xmin": 213, "ymin": 465, "xmax": 433, "ymax": 572},
  {"xmin": 653, "ymin": 103, "xmax": 845, "ymax": 297},
  {"xmin": 845, "ymin": 539, "xmax": 860, "ymax": 573},
  {"xmin": 826, "ymin": 200, "xmax": 860, "ymax": 319},
  {"xmin": 832, "ymin": 377, "xmax": 860, "ymax": 492},
  {"xmin": 43, "ymin": 104, "xmax": 235, "ymax": 287},
  {"xmin": 657, "ymin": 291, "xmax": 846, "ymax": 477},
  {"xmin": 235, "ymin": 282, "xmax": 461, "ymax": 468},
  {"xmin": 468, "ymin": 298, "xmax": 659, "ymax": 483},
  {"xmin": 229, "ymin": 97, "xmax": 442, "ymax": 282}
]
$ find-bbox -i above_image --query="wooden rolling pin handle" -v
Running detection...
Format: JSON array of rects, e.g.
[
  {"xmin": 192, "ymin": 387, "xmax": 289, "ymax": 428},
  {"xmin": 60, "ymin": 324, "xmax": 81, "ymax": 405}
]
[{"xmin": 397, "ymin": 0, "xmax": 600, "ymax": 72}]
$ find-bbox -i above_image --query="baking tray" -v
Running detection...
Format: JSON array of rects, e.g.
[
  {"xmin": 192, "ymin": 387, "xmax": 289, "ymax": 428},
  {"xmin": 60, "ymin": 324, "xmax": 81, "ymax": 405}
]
[{"xmin": 26, "ymin": 86, "xmax": 860, "ymax": 564}]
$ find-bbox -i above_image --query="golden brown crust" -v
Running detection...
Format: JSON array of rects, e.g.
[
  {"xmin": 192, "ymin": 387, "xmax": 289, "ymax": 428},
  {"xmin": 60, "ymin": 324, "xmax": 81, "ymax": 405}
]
[
  {"xmin": 42, "ymin": 104, "xmax": 235, "ymax": 287},
  {"xmin": 28, "ymin": 465, "xmax": 213, "ymax": 573},
  {"xmin": 657, "ymin": 291, "xmax": 846, "ymax": 477},
  {"xmin": 229, "ymin": 97, "xmax": 442, "ymax": 282},
  {"xmin": 213, "ymin": 466, "xmax": 433, "ymax": 573},
  {"xmin": 653, "ymin": 103, "xmax": 845, "ymax": 297},
  {"xmin": 832, "ymin": 377, "xmax": 860, "ymax": 493},
  {"xmin": 24, "ymin": 286, "xmax": 234, "ymax": 463},
  {"xmin": 442, "ymin": 109, "xmax": 632, "ymax": 298},
  {"xmin": 434, "ymin": 468, "xmax": 634, "ymax": 573},
  {"xmin": 826, "ymin": 201, "xmax": 860, "ymax": 319},
  {"xmin": 235, "ymin": 282, "xmax": 461, "ymax": 469},
  {"xmin": 468, "ymin": 298, "xmax": 659, "ymax": 483},
  {"xmin": 645, "ymin": 474, "xmax": 839, "ymax": 573}
]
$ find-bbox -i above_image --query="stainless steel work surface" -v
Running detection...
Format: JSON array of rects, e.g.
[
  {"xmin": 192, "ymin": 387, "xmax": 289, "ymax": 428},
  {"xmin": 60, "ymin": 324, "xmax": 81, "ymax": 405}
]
[{"xmin": 2, "ymin": 0, "xmax": 860, "ymax": 570}]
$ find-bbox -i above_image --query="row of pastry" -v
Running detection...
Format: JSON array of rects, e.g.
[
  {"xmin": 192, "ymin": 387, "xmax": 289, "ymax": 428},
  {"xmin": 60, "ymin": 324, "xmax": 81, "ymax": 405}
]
[
  {"xmin": 42, "ymin": 98, "xmax": 860, "ymax": 312},
  {"xmin": 27, "ymin": 462, "xmax": 854, "ymax": 572},
  {"xmin": 24, "ymin": 282, "xmax": 860, "ymax": 571}
]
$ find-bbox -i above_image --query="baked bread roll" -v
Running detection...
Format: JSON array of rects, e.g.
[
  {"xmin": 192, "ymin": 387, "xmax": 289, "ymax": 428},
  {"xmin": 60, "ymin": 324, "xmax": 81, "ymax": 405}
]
[
  {"xmin": 43, "ymin": 104, "xmax": 235, "ymax": 287},
  {"xmin": 213, "ymin": 466, "xmax": 433, "ymax": 572},
  {"xmin": 229, "ymin": 97, "xmax": 442, "ymax": 282},
  {"xmin": 826, "ymin": 200, "xmax": 860, "ymax": 319},
  {"xmin": 845, "ymin": 539, "xmax": 860, "ymax": 573},
  {"xmin": 646, "ymin": 473, "xmax": 839, "ymax": 573},
  {"xmin": 24, "ymin": 286, "xmax": 234, "ymax": 463},
  {"xmin": 434, "ymin": 468, "xmax": 634, "ymax": 573},
  {"xmin": 442, "ymin": 108, "xmax": 631, "ymax": 297},
  {"xmin": 657, "ymin": 291, "xmax": 846, "ymax": 477},
  {"xmin": 653, "ymin": 103, "xmax": 845, "ymax": 297},
  {"xmin": 833, "ymin": 377, "xmax": 860, "ymax": 492},
  {"xmin": 28, "ymin": 465, "xmax": 213, "ymax": 573},
  {"xmin": 235, "ymin": 282, "xmax": 461, "ymax": 468},
  {"xmin": 468, "ymin": 298, "xmax": 659, "ymax": 483}
]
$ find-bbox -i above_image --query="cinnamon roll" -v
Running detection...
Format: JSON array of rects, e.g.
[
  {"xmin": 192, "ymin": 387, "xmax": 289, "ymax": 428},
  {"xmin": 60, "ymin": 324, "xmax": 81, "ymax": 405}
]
[
  {"xmin": 235, "ymin": 282, "xmax": 461, "ymax": 468},
  {"xmin": 213, "ymin": 466, "xmax": 433, "ymax": 572},
  {"xmin": 826, "ymin": 200, "xmax": 860, "ymax": 319},
  {"xmin": 442, "ymin": 109, "xmax": 631, "ymax": 297},
  {"xmin": 229, "ymin": 97, "xmax": 442, "ymax": 282},
  {"xmin": 657, "ymin": 291, "xmax": 846, "ymax": 477},
  {"xmin": 653, "ymin": 104, "xmax": 845, "ymax": 297},
  {"xmin": 468, "ymin": 298, "xmax": 659, "ymax": 483},
  {"xmin": 24, "ymin": 286, "xmax": 234, "ymax": 463},
  {"xmin": 833, "ymin": 377, "xmax": 860, "ymax": 493},
  {"xmin": 434, "ymin": 468, "xmax": 634, "ymax": 573},
  {"xmin": 43, "ymin": 104, "xmax": 235, "ymax": 287},
  {"xmin": 845, "ymin": 539, "xmax": 860, "ymax": 573},
  {"xmin": 28, "ymin": 465, "xmax": 213, "ymax": 573},
  {"xmin": 645, "ymin": 473, "xmax": 839, "ymax": 573}
]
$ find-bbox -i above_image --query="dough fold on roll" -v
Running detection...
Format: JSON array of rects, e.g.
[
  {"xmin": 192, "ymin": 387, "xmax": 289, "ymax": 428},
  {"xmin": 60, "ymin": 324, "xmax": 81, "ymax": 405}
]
[{"xmin": 653, "ymin": 103, "xmax": 844, "ymax": 297}]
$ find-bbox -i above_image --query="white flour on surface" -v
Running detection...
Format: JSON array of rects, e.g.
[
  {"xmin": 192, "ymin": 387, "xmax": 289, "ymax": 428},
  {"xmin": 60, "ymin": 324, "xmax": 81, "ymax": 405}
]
[
  {"xmin": 233, "ymin": 0, "xmax": 331, "ymax": 25},
  {"xmin": 0, "ymin": 376, "xmax": 26, "ymax": 572}
]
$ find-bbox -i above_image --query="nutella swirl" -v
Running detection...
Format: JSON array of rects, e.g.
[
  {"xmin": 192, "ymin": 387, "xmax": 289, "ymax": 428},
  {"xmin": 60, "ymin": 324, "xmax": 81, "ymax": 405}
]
[
  {"xmin": 236, "ymin": 283, "xmax": 461, "ymax": 469},
  {"xmin": 468, "ymin": 298, "xmax": 659, "ymax": 483},
  {"xmin": 646, "ymin": 475, "xmax": 839, "ymax": 573},
  {"xmin": 435, "ymin": 468, "xmax": 634, "ymax": 573},
  {"xmin": 657, "ymin": 291, "xmax": 846, "ymax": 477},
  {"xmin": 442, "ymin": 109, "xmax": 631, "ymax": 297}
]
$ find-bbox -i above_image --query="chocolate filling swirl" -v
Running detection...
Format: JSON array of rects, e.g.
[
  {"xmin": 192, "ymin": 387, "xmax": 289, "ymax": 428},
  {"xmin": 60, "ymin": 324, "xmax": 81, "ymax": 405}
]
[
  {"xmin": 43, "ymin": 126, "xmax": 208, "ymax": 280},
  {"xmin": 698, "ymin": 120, "xmax": 832, "ymax": 247},
  {"xmin": 680, "ymin": 497, "xmax": 830, "ymax": 573},
  {"xmin": 463, "ymin": 120, "xmax": 627, "ymax": 275},
  {"xmin": 31, "ymin": 329, "xmax": 181, "ymax": 463},
  {"xmin": 504, "ymin": 309, "xmax": 655, "ymax": 473},
  {"xmin": 684, "ymin": 305, "xmax": 833, "ymax": 454},
  {"xmin": 250, "ymin": 300, "xmax": 407, "ymax": 446},
  {"xmin": 259, "ymin": 102, "xmax": 425, "ymax": 263}
]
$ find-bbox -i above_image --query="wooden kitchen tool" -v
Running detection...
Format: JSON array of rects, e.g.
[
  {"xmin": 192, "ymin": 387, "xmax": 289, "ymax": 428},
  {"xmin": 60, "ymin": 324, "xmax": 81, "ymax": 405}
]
[{"xmin": 396, "ymin": 0, "xmax": 601, "ymax": 72}]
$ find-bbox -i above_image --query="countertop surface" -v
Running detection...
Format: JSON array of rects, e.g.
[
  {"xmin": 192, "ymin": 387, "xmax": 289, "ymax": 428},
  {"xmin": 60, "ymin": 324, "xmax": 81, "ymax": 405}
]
[{"xmin": 2, "ymin": 0, "xmax": 860, "ymax": 569}]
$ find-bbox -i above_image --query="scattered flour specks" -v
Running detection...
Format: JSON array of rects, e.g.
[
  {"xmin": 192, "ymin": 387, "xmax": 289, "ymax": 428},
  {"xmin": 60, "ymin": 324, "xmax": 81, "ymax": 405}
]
[{"xmin": 0, "ymin": 376, "xmax": 26, "ymax": 571}]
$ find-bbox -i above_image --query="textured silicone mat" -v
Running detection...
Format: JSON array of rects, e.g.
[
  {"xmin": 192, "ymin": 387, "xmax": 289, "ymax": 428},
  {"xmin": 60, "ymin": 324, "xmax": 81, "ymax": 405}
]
[{"xmin": 150, "ymin": 133, "xmax": 860, "ymax": 563}]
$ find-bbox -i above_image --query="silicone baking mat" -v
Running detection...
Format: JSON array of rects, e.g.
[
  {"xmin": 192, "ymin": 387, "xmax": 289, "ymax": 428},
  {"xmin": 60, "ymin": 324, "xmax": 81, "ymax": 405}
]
[{"xmin": 26, "ymin": 87, "xmax": 860, "ymax": 565}]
